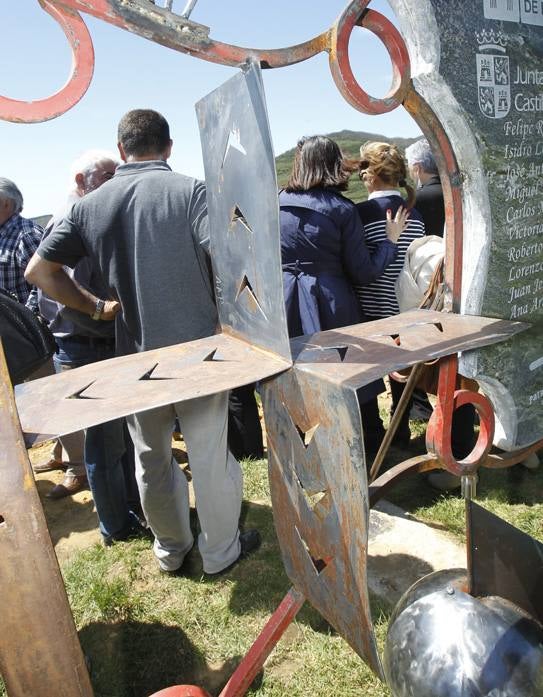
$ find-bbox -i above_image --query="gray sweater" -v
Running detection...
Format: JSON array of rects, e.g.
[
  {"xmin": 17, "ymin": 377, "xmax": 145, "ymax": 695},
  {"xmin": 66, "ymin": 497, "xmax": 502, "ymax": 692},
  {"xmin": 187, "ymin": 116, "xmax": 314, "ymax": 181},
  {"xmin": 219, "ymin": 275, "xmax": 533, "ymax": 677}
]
[{"xmin": 38, "ymin": 161, "xmax": 217, "ymax": 355}]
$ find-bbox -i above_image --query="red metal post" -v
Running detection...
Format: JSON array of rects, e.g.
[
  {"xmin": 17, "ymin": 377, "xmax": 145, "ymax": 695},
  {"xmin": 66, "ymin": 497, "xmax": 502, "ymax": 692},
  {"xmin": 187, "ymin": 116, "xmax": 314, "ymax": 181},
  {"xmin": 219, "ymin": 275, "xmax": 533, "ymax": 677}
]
[{"xmin": 218, "ymin": 587, "xmax": 305, "ymax": 697}]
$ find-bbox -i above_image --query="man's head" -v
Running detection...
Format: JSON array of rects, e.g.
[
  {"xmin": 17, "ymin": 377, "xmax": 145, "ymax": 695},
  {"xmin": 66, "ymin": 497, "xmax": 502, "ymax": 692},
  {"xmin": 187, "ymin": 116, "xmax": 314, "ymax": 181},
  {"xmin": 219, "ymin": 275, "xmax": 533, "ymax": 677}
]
[
  {"xmin": 0, "ymin": 177, "xmax": 23, "ymax": 226},
  {"xmin": 71, "ymin": 150, "xmax": 119, "ymax": 198},
  {"xmin": 405, "ymin": 138, "xmax": 439, "ymax": 186},
  {"xmin": 117, "ymin": 109, "xmax": 172, "ymax": 162}
]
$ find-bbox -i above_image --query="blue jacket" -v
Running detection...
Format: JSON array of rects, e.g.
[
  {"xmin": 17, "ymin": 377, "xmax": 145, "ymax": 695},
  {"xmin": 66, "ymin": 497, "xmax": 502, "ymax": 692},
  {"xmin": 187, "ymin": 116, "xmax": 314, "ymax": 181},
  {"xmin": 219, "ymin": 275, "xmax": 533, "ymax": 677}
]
[{"xmin": 280, "ymin": 188, "xmax": 397, "ymax": 337}]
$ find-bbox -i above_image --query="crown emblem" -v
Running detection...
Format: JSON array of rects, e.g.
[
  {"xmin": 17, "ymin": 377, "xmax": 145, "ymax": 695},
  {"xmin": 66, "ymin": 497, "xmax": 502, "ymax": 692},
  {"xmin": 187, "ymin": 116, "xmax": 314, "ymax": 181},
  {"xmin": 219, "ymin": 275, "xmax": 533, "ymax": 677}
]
[{"xmin": 476, "ymin": 29, "xmax": 508, "ymax": 51}]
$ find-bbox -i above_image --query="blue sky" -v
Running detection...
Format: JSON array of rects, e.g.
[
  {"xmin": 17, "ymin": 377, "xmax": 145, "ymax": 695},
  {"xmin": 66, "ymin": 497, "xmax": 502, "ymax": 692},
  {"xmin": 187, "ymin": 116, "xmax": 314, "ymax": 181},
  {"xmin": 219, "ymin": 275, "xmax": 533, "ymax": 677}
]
[{"xmin": 1, "ymin": 0, "xmax": 421, "ymax": 216}]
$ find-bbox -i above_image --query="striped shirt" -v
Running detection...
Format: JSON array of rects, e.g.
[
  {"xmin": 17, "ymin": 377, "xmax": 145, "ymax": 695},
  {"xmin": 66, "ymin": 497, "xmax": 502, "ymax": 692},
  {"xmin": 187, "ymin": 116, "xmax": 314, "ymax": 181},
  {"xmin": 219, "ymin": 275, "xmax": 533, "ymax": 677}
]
[
  {"xmin": 0, "ymin": 213, "xmax": 43, "ymax": 304},
  {"xmin": 354, "ymin": 191, "xmax": 425, "ymax": 318}
]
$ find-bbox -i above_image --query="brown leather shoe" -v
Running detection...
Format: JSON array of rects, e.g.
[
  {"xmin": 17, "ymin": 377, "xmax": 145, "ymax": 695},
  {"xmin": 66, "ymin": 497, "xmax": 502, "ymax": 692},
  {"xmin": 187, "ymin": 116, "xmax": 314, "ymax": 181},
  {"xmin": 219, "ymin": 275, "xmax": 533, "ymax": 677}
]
[
  {"xmin": 33, "ymin": 458, "xmax": 66, "ymax": 474},
  {"xmin": 46, "ymin": 474, "xmax": 88, "ymax": 499}
]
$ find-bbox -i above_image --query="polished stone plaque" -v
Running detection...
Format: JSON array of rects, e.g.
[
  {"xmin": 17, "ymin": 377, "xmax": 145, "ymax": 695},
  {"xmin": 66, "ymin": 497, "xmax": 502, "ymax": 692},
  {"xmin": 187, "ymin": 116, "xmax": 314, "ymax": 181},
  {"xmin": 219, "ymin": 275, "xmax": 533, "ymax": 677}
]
[{"xmin": 390, "ymin": 0, "xmax": 543, "ymax": 448}]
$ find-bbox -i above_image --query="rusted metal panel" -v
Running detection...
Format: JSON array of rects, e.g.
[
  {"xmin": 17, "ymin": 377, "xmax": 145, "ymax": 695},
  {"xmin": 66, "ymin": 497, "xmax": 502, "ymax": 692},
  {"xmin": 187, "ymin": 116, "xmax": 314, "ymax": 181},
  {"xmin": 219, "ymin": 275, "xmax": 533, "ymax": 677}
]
[
  {"xmin": 261, "ymin": 369, "xmax": 384, "ymax": 679},
  {"xmin": 0, "ymin": 344, "xmax": 94, "ymax": 697},
  {"xmin": 195, "ymin": 61, "xmax": 290, "ymax": 363},
  {"xmin": 290, "ymin": 309, "xmax": 527, "ymax": 388},
  {"xmin": 467, "ymin": 501, "xmax": 543, "ymax": 625},
  {"xmin": 16, "ymin": 333, "xmax": 290, "ymax": 447}
]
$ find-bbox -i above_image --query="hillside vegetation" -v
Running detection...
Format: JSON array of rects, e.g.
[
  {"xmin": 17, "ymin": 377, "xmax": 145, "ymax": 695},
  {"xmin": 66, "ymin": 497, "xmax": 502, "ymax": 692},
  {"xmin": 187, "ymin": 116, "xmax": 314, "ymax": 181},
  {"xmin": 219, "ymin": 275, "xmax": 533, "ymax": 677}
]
[{"xmin": 275, "ymin": 129, "xmax": 420, "ymax": 203}]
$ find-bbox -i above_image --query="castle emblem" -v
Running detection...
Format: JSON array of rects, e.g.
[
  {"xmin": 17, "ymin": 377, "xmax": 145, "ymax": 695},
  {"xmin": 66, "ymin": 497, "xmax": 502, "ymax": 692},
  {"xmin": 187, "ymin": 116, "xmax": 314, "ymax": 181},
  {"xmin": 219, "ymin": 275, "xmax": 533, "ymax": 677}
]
[{"xmin": 476, "ymin": 29, "xmax": 510, "ymax": 119}]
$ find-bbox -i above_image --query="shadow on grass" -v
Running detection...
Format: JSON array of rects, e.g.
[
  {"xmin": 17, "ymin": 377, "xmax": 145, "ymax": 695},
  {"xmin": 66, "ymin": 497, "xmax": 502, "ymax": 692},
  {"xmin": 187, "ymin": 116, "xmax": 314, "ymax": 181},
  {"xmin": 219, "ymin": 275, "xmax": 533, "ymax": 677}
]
[{"xmin": 80, "ymin": 620, "xmax": 240, "ymax": 697}]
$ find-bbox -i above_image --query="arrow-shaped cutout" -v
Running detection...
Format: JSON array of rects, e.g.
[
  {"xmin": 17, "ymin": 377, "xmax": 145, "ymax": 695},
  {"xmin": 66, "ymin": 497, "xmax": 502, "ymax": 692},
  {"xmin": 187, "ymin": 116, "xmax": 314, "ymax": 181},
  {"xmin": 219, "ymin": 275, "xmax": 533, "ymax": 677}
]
[
  {"xmin": 66, "ymin": 381, "xmax": 101, "ymax": 400},
  {"xmin": 229, "ymin": 205, "xmax": 253, "ymax": 235},
  {"xmin": 295, "ymin": 526, "xmax": 333, "ymax": 575},
  {"xmin": 235, "ymin": 274, "xmax": 267, "ymax": 319}
]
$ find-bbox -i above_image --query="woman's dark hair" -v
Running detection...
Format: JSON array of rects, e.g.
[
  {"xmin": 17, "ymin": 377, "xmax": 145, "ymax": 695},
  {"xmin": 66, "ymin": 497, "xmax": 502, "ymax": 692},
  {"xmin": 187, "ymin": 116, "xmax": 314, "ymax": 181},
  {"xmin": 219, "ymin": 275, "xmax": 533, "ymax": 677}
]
[
  {"xmin": 117, "ymin": 109, "xmax": 170, "ymax": 157},
  {"xmin": 285, "ymin": 135, "xmax": 355, "ymax": 192}
]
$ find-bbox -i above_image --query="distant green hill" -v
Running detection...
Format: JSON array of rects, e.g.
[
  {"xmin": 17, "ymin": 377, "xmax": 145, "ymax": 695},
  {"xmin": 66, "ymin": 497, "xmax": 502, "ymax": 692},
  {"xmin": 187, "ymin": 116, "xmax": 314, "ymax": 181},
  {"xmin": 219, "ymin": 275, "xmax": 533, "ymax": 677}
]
[{"xmin": 275, "ymin": 129, "xmax": 420, "ymax": 204}]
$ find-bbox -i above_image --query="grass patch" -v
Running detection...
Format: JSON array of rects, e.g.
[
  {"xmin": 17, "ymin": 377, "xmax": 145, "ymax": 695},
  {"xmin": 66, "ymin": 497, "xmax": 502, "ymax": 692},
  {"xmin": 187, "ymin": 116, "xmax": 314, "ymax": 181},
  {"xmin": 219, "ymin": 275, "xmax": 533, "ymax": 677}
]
[{"xmin": 1, "ymin": 437, "xmax": 541, "ymax": 696}]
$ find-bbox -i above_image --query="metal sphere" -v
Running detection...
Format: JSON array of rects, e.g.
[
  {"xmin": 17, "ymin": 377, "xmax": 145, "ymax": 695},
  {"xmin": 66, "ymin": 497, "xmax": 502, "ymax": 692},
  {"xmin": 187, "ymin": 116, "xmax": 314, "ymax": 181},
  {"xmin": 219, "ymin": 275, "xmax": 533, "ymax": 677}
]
[{"xmin": 384, "ymin": 569, "xmax": 543, "ymax": 697}]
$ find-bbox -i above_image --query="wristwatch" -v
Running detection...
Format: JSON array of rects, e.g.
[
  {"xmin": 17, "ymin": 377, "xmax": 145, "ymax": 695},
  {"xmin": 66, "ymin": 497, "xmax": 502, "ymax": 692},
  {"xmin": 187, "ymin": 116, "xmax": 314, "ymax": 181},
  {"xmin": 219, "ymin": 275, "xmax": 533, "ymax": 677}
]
[{"xmin": 91, "ymin": 299, "xmax": 105, "ymax": 321}]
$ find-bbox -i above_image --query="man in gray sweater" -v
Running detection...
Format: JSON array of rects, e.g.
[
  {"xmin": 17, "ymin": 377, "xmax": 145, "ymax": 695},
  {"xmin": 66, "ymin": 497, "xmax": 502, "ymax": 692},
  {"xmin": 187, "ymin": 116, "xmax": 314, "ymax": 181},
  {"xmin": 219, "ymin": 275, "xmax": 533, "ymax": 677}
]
[{"xmin": 26, "ymin": 109, "xmax": 260, "ymax": 575}]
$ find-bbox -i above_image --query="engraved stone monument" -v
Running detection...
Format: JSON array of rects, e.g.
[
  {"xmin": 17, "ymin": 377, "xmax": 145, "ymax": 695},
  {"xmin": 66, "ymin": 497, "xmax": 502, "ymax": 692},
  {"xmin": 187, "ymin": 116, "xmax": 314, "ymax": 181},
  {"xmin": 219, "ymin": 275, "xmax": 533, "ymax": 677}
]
[{"xmin": 390, "ymin": 0, "xmax": 543, "ymax": 449}]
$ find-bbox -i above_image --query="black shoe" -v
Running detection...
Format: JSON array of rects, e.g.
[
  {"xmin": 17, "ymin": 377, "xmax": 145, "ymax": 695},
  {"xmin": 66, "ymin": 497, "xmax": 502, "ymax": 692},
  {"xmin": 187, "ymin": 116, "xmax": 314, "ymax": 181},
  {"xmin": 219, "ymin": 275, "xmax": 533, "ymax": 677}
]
[
  {"xmin": 206, "ymin": 529, "xmax": 261, "ymax": 577},
  {"xmin": 102, "ymin": 513, "xmax": 153, "ymax": 547}
]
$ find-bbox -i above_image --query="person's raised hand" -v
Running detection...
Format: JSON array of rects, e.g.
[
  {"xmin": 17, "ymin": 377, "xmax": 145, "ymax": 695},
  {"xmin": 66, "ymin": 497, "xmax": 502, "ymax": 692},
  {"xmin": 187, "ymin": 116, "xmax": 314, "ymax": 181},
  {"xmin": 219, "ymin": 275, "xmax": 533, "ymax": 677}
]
[{"xmin": 385, "ymin": 205, "xmax": 410, "ymax": 244}]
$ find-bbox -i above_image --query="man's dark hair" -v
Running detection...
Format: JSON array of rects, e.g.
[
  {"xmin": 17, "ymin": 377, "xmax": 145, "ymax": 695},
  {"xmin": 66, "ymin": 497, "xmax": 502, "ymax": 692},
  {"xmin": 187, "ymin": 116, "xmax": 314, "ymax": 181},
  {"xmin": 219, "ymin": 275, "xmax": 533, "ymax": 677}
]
[{"xmin": 117, "ymin": 109, "xmax": 171, "ymax": 157}]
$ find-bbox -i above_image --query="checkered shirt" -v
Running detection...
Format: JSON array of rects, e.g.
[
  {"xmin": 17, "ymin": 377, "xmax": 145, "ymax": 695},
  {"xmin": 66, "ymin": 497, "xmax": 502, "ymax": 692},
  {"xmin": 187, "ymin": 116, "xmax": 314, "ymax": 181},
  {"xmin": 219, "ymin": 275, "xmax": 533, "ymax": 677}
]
[{"xmin": 0, "ymin": 213, "xmax": 44, "ymax": 305}]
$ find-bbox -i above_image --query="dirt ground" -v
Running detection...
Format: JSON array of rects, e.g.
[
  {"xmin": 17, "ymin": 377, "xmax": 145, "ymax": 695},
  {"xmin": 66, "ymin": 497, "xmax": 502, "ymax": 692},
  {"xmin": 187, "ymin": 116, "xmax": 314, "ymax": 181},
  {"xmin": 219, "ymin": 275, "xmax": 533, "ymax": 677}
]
[
  {"xmin": 28, "ymin": 436, "xmax": 191, "ymax": 564},
  {"xmin": 27, "ymin": 441, "xmax": 103, "ymax": 563}
]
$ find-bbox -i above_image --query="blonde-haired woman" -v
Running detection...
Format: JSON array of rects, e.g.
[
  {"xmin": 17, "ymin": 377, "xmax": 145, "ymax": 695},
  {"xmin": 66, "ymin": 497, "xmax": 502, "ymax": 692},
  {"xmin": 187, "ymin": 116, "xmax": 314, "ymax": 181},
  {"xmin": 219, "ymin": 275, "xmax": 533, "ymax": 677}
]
[{"xmin": 355, "ymin": 141, "xmax": 426, "ymax": 448}]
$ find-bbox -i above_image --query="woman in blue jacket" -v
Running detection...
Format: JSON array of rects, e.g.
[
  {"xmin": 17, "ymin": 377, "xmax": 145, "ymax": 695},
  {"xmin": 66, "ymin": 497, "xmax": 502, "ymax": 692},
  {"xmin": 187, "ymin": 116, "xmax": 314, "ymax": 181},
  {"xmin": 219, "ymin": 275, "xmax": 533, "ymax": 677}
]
[
  {"xmin": 280, "ymin": 135, "xmax": 407, "ymax": 336},
  {"xmin": 279, "ymin": 135, "xmax": 408, "ymax": 454}
]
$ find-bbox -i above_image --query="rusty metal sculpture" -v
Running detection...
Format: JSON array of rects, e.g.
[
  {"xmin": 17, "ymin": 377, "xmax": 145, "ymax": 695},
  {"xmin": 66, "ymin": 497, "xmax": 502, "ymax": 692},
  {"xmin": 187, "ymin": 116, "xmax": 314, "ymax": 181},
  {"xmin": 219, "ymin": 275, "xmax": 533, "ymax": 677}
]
[{"xmin": 1, "ymin": 2, "xmax": 542, "ymax": 697}]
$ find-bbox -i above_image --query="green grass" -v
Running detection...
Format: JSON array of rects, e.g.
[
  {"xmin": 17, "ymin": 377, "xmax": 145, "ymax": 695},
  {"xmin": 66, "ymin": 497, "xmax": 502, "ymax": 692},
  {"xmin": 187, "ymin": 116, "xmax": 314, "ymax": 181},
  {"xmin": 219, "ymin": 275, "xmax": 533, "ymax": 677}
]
[{"xmin": 1, "ymin": 442, "xmax": 541, "ymax": 696}]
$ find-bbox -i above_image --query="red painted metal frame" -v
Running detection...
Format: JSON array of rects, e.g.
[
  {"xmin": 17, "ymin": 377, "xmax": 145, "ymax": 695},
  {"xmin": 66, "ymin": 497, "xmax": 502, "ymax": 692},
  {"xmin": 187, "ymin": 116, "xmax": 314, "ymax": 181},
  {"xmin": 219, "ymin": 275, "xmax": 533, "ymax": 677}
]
[
  {"xmin": 329, "ymin": 4, "xmax": 410, "ymax": 114},
  {"xmin": 218, "ymin": 588, "xmax": 305, "ymax": 697},
  {"xmin": 401, "ymin": 90, "xmax": 498, "ymax": 475},
  {"xmin": 0, "ymin": 0, "xmax": 94, "ymax": 123},
  {"xmin": 1, "ymin": 0, "xmax": 407, "ymax": 123},
  {"xmin": 426, "ymin": 355, "xmax": 495, "ymax": 477},
  {"xmin": 149, "ymin": 588, "xmax": 306, "ymax": 697}
]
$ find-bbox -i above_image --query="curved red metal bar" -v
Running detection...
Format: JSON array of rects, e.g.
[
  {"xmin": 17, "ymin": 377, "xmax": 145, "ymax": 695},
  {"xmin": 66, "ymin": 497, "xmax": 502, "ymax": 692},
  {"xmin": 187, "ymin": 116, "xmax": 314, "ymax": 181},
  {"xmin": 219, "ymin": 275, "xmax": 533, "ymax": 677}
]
[
  {"xmin": 425, "ymin": 355, "xmax": 496, "ymax": 477},
  {"xmin": 0, "ymin": 0, "xmax": 94, "ymax": 123},
  {"xmin": 329, "ymin": 5, "xmax": 410, "ymax": 114},
  {"xmin": 0, "ymin": 0, "xmax": 409, "ymax": 123}
]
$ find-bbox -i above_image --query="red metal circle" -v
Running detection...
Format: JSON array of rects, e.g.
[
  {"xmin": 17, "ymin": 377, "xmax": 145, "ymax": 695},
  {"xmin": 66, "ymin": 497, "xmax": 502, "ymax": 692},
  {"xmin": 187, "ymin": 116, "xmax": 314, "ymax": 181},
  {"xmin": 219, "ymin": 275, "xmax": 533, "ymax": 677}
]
[
  {"xmin": 452, "ymin": 389, "xmax": 495, "ymax": 468},
  {"xmin": 0, "ymin": 0, "xmax": 94, "ymax": 123},
  {"xmin": 427, "ymin": 388, "xmax": 495, "ymax": 477},
  {"xmin": 148, "ymin": 686, "xmax": 212, "ymax": 697},
  {"xmin": 329, "ymin": 1, "xmax": 410, "ymax": 115}
]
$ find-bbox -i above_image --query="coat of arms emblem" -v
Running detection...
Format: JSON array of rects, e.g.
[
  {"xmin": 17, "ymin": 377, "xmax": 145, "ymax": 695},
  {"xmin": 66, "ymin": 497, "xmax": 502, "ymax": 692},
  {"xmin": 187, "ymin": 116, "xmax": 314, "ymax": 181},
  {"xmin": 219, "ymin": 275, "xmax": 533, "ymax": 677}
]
[{"xmin": 476, "ymin": 29, "xmax": 510, "ymax": 119}]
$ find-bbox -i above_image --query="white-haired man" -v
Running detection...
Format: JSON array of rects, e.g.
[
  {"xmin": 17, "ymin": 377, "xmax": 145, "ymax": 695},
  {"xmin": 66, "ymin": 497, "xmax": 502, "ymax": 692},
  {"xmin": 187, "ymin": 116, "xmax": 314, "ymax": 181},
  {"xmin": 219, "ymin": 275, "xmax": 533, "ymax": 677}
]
[
  {"xmin": 35, "ymin": 152, "xmax": 117, "ymax": 499},
  {"xmin": 33, "ymin": 150, "xmax": 147, "ymax": 544},
  {"xmin": 0, "ymin": 178, "xmax": 43, "ymax": 305},
  {"xmin": 405, "ymin": 138, "xmax": 445, "ymax": 238}
]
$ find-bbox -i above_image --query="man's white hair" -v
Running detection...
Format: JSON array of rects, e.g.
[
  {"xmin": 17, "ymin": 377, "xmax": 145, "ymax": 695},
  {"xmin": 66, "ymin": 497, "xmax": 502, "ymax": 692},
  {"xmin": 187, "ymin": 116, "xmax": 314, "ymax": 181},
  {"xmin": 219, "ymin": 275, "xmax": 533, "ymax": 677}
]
[
  {"xmin": 0, "ymin": 177, "xmax": 23, "ymax": 214},
  {"xmin": 405, "ymin": 138, "xmax": 439, "ymax": 175},
  {"xmin": 69, "ymin": 149, "xmax": 119, "ymax": 190}
]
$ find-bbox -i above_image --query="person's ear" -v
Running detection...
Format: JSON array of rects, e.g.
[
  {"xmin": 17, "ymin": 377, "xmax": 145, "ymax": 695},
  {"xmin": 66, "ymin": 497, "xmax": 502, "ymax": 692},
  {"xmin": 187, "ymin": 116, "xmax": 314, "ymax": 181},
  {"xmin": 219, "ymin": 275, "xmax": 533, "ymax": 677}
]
[
  {"xmin": 118, "ymin": 142, "xmax": 127, "ymax": 162},
  {"xmin": 163, "ymin": 139, "xmax": 173, "ymax": 161},
  {"xmin": 75, "ymin": 172, "xmax": 86, "ymax": 195}
]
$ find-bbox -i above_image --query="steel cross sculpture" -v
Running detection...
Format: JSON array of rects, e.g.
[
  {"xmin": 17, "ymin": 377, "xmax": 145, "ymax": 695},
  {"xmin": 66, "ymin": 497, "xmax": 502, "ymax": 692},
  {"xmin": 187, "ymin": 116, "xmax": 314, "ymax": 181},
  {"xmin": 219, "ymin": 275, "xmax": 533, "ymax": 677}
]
[{"xmin": 1, "ymin": 2, "xmax": 542, "ymax": 697}]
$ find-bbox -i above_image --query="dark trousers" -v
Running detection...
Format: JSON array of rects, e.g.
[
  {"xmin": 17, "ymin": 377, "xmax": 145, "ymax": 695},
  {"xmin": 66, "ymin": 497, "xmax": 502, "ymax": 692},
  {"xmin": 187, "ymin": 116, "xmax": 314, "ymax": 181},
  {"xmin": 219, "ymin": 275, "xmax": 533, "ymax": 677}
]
[{"xmin": 228, "ymin": 384, "xmax": 264, "ymax": 460}]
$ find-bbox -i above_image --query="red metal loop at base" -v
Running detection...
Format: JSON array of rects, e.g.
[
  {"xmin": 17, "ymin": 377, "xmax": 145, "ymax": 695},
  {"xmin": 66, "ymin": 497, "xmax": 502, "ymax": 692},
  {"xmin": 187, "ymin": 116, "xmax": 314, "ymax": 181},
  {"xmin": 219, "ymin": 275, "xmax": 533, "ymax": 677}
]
[
  {"xmin": 0, "ymin": 0, "xmax": 94, "ymax": 123},
  {"xmin": 329, "ymin": 1, "xmax": 410, "ymax": 115},
  {"xmin": 149, "ymin": 686, "xmax": 212, "ymax": 697},
  {"xmin": 427, "ymin": 355, "xmax": 495, "ymax": 477}
]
